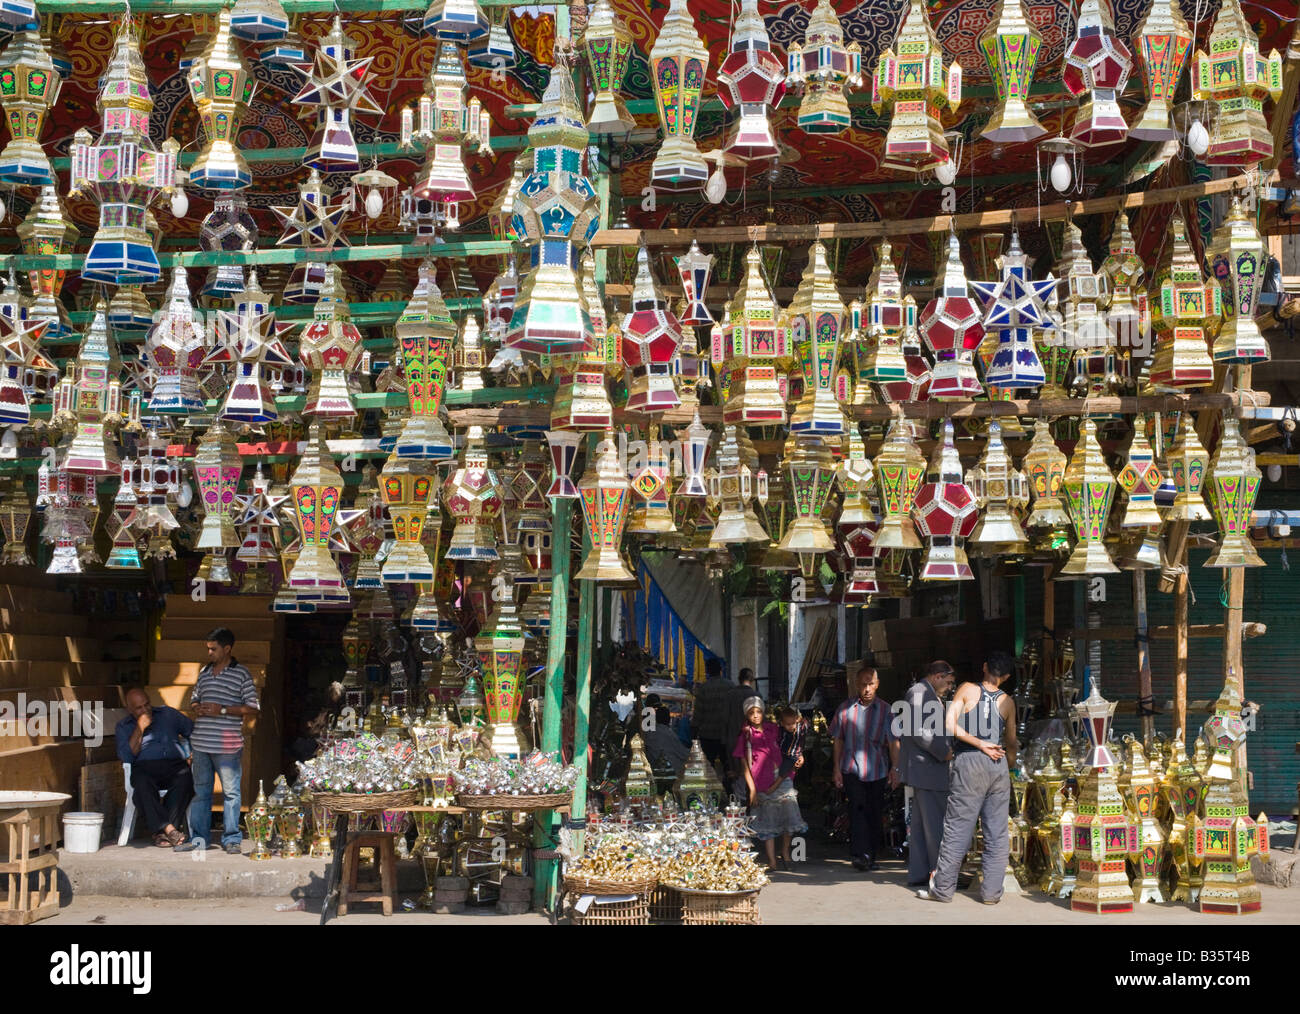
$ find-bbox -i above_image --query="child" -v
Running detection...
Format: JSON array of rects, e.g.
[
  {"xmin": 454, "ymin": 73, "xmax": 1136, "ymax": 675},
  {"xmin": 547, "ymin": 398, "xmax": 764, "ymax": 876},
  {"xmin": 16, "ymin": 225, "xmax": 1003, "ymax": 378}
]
[
  {"xmin": 776, "ymin": 706, "xmax": 808, "ymax": 782},
  {"xmin": 734, "ymin": 697, "xmax": 808, "ymax": 873}
]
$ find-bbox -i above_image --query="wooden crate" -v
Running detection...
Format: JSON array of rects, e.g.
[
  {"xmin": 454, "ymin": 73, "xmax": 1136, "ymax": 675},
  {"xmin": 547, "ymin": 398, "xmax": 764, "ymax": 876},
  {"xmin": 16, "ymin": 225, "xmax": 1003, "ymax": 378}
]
[
  {"xmin": 0, "ymin": 804, "xmax": 61, "ymax": 925},
  {"xmin": 679, "ymin": 889, "xmax": 762, "ymax": 925}
]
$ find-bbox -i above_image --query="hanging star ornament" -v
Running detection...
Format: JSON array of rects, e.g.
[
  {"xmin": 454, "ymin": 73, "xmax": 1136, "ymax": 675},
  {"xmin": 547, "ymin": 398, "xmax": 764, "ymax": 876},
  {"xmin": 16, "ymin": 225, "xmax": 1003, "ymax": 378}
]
[
  {"xmin": 970, "ymin": 224, "xmax": 1056, "ymax": 390},
  {"xmin": 0, "ymin": 275, "xmax": 50, "ymax": 427},
  {"xmin": 291, "ymin": 16, "xmax": 384, "ymax": 172}
]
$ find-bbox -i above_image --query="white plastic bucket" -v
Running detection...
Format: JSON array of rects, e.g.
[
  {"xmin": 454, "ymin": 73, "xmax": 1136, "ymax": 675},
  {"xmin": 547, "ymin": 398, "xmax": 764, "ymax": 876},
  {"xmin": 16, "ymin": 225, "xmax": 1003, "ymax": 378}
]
[{"xmin": 63, "ymin": 811, "xmax": 104, "ymax": 853}]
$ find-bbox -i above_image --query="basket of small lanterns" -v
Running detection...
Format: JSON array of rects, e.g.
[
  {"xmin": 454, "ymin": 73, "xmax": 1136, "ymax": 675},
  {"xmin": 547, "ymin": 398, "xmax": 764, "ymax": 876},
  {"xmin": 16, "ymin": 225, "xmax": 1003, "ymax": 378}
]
[
  {"xmin": 297, "ymin": 734, "xmax": 421, "ymax": 813},
  {"xmin": 563, "ymin": 834, "xmax": 659, "ymax": 926},
  {"xmin": 453, "ymin": 752, "xmax": 576, "ymax": 811},
  {"xmin": 659, "ymin": 840, "xmax": 768, "ymax": 926}
]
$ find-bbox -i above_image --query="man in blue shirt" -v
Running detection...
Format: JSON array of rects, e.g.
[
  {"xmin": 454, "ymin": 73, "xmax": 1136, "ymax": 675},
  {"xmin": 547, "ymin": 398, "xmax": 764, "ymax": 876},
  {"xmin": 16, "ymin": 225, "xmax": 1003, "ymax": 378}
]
[{"xmin": 115, "ymin": 687, "xmax": 194, "ymax": 848}]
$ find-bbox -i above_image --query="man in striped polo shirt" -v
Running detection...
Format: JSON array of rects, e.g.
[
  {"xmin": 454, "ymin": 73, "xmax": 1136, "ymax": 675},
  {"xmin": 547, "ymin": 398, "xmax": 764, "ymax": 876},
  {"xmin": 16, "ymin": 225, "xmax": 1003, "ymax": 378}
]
[
  {"xmin": 830, "ymin": 666, "xmax": 900, "ymax": 872},
  {"xmin": 175, "ymin": 627, "xmax": 260, "ymax": 854}
]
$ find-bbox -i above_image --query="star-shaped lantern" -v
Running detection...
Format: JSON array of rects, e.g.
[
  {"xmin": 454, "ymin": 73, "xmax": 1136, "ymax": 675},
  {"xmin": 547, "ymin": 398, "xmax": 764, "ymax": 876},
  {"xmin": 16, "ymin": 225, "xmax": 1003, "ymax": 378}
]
[
  {"xmin": 970, "ymin": 224, "xmax": 1055, "ymax": 391},
  {"xmin": 0, "ymin": 275, "xmax": 48, "ymax": 427},
  {"xmin": 214, "ymin": 271, "xmax": 293, "ymax": 425},
  {"xmin": 292, "ymin": 16, "xmax": 383, "ymax": 172},
  {"xmin": 273, "ymin": 169, "xmax": 350, "ymax": 304}
]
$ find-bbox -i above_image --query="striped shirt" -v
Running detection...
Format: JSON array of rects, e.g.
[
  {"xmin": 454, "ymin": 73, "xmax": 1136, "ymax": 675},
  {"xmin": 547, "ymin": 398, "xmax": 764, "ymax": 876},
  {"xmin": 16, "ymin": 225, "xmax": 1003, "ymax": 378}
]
[
  {"xmin": 829, "ymin": 697, "xmax": 891, "ymax": 782},
  {"xmin": 190, "ymin": 660, "xmax": 259, "ymax": 754}
]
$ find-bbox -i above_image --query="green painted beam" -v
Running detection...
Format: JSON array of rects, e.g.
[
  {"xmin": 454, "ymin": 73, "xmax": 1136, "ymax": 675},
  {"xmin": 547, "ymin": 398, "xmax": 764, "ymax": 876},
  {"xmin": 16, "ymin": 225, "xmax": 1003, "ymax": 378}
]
[
  {"xmin": 28, "ymin": 390, "xmax": 407, "ymax": 418},
  {"xmin": 444, "ymin": 383, "xmax": 554, "ymax": 407},
  {"xmin": 56, "ymin": 298, "xmax": 480, "ymax": 329},
  {"xmin": 3, "ymin": 239, "xmax": 511, "ymax": 272},
  {"xmin": 534, "ymin": 496, "xmax": 571, "ymax": 911}
]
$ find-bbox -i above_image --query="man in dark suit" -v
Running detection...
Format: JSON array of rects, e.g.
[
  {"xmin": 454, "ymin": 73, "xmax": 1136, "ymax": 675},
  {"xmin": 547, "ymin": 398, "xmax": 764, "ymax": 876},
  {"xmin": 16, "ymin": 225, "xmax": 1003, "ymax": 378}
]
[{"xmin": 893, "ymin": 661, "xmax": 955, "ymax": 888}]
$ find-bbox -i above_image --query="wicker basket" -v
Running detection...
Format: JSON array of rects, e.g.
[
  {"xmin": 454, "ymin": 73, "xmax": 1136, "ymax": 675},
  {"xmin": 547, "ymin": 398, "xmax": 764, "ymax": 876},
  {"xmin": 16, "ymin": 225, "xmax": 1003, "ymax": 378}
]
[
  {"xmin": 456, "ymin": 792, "xmax": 572, "ymax": 811},
  {"xmin": 676, "ymin": 888, "xmax": 762, "ymax": 926},
  {"xmin": 566, "ymin": 892, "xmax": 651, "ymax": 926},
  {"xmin": 649, "ymin": 884, "xmax": 682, "ymax": 924},
  {"xmin": 563, "ymin": 873, "xmax": 657, "ymax": 897},
  {"xmin": 308, "ymin": 789, "xmax": 420, "ymax": 813}
]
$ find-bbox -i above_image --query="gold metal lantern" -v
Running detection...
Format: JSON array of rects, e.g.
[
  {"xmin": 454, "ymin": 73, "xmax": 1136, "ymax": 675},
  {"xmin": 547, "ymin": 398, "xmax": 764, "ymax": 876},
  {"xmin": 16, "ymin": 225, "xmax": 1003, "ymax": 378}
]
[
  {"xmin": 1060, "ymin": 417, "xmax": 1119, "ymax": 575},
  {"xmin": 286, "ymin": 423, "xmax": 350, "ymax": 606},
  {"xmin": 872, "ymin": 411, "xmax": 926, "ymax": 550},
  {"xmin": 186, "ymin": 7, "xmax": 257, "ymax": 191},
  {"xmin": 1191, "ymin": 0, "xmax": 1283, "ymax": 166},
  {"xmin": 580, "ymin": 0, "xmax": 635, "ymax": 136},
  {"xmin": 787, "ymin": 241, "xmax": 847, "ymax": 436},
  {"xmin": 979, "ymin": 0, "xmax": 1046, "ymax": 142},
  {"xmin": 1204, "ymin": 417, "xmax": 1263, "ymax": 568},
  {"xmin": 577, "ymin": 428, "xmax": 635, "ymax": 583},
  {"xmin": 649, "ymin": 0, "xmax": 710, "ymax": 190},
  {"xmin": 1205, "ymin": 193, "xmax": 1269, "ymax": 365},
  {"xmin": 0, "ymin": 28, "xmax": 63, "ymax": 186},
  {"xmin": 1129, "ymin": 0, "xmax": 1192, "ymax": 140}
]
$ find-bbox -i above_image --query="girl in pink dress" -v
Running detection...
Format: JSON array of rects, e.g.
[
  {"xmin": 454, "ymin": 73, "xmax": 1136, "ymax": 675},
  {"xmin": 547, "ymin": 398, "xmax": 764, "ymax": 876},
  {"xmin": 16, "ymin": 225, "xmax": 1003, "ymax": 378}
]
[{"xmin": 734, "ymin": 696, "xmax": 808, "ymax": 872}]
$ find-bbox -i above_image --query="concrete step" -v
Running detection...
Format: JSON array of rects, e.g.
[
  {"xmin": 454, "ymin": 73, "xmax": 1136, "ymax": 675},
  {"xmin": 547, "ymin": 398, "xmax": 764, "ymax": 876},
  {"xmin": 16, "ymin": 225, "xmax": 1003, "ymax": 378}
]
[
  {"xmin": 0, "ymin": 633, "xmax": 102, "ymax": 662},
  {"xmin": 60, "ymin": 843, "xmax": 429, "ymax": 899},
  {"xmin": 153, "ymin": 640, "xmax": 272, "ymax": 665},
  {"xmin": 161, "ymin": 618, "xmax": 277, "ymax": 642},
  {"xmin": 163, "ymin": 594, "xmax": 275, "ymax": 619},
  {"xmin": 0, "ymin": 609, "xmax": 91, "ymax": 637}
]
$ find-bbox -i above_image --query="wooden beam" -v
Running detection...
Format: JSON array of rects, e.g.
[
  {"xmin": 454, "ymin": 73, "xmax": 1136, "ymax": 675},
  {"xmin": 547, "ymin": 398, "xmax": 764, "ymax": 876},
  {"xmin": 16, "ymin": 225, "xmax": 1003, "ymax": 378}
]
[
  {"xmin": 591, "ymin": 170, "xmax": 1266, "ymax": 248},
  {"xmin": 1062, "ymin": 622, "xmax": 1266, "ymax": 642}
]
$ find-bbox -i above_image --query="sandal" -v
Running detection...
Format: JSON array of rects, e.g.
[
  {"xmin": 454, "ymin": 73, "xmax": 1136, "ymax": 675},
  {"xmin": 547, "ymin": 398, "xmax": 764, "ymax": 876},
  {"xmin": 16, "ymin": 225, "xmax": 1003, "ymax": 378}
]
[
  {"xmin": 153, "ymin": 832, "xmax": 171, "ymax": 848},
  {"xmin": 165, "ymin": 828, "xmax": 186, "ymax": 847}
]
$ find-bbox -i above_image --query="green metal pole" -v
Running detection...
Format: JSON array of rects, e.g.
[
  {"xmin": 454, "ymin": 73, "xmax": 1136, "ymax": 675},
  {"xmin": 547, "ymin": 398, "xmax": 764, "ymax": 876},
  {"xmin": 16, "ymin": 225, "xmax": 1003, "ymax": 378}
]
[
  {"xmin": 570, "ymin": 433, "xmax": 598, "ymax": 855},
  {"xmin": 532, "ymin": 498, "xmax": 571, "ymax": 910}
]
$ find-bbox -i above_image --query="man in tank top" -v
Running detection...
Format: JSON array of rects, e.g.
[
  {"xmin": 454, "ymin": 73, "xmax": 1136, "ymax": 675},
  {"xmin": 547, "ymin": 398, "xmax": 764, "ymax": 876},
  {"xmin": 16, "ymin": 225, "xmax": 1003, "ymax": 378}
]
[{"xmin": 919, "ymin": 650, "xmax": 1017, "ymax": 905}]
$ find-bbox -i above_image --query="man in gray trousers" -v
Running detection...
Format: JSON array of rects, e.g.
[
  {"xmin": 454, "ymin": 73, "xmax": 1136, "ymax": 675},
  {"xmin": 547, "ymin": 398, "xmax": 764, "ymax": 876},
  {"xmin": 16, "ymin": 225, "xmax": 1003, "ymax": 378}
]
[
  {"xmin": 893, "ymin": 661, "xmax": 955, "ymax": 888},
  {"xmin": 920, "ymin": 650, "xmax": 1017, "ymax": 905}
]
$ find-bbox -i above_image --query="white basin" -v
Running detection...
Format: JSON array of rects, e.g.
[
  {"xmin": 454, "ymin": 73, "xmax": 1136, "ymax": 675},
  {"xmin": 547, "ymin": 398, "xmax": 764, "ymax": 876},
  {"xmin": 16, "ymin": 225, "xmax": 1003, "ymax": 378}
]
[{"xmin": 0, "ymin": 791, "xmax": 72, "ymax": 809}]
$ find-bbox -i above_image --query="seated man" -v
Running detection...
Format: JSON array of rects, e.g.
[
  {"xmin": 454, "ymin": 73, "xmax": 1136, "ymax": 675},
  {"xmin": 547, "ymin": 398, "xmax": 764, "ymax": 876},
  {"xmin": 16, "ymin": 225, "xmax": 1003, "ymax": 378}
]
[
  {"xmin": 642, "ymin": 706, "xmax": 689, "ymax": 778},
  {"xmin": 115, "ymin": 687, "xmax": 195, "ymax": 848}
]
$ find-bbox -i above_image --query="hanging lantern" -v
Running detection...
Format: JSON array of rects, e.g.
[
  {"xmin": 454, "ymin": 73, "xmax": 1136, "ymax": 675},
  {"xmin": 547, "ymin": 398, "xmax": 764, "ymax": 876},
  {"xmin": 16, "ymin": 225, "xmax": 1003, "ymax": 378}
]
[
  {"xmin": 581, "ymin": 0, "xmax": 635, "ymax": 137},
  {"xmin": 913, "ymin": 420, "xmax": 978, "ymax": 580},
  {"xmin": 380, "ymin": 451, "xmax": 437, "ymax": 582},
  {"xmin": 966, "ymin": 420, "xmax": 1030, "ymax": 555},
  {"xmin": 709, "ymin": 424, "xmax": 768, "ymax": 546},
  {"xmin": 649, "ymin": 0, "xmax": 710, "ymax": 189},
  {"xmin": 627, "ymin": 426, "xmax": 676, "ymax": 535},
  {"xmin": 543, "ymin": 428, "xmax": 582, "ymax": 499},
  {"xmin": 860, "ymin": 239, "xmax": 912, "ymax": 387},
  {"xmin": 1100, "ymin": 211, "xmax": 1145, "ymax": 361},
  {"xmin": 400, "ymin": 40, "xmax": 490, "ymax": 225},
  {"xmin": 215, "ymin": 271, "xmax": 292, "ymax": 425},
  {"xmin": 69, "ymin": 19, "xmax": 178, "ymax": 285},
  {"xmin": 234, "ymin": 464, "xmax": 286, "ymax": 571},
  {"xmin": 1060, "ymin": 417, "xmax": 1119, "ymax": 575},
  {"xmin": 0, "ymin": 480, "xmax": 33, "ymax": 565},
  {"xmin": 468, "ymin": 6, "xmax": 515, "ymax": 69},
  {"xmin": 291, "ymin": 17, "xmax": 383, "ymax": 172},
  {"xmin": 552, "ymin": 252, "xmax": 619, "ymax": 429},
  {"xmin": 1206, "ymin": 193, "xmax": 1269, "ymax": 365},
  {"xmin": 837, "ymin": 428, "xmax": 878, "ymax": 601},
  {"xmin": 1148, "ymin": 212, "xmax": 1218, "ymax": 389},
  {"xmin": 199, "ymin": 195, "xmax": 257, "ymax": 296},
  {"xmin": 1062, "ymin": 0, "xmax": 1132, "ymax": 147},
  {"xmin": 36, "ymin": 464, "xmax": 96, "ymax": 574},
  {"xmin": 0, "ymin": 1, "xmax": 35, "ymax": 31},
  {"xmin": 787, "ymin": 241, "xmax": 847, "ymax": 435},
  {"xmin": 1022, "ymin": 419, "xmax": 1071, "ymax": 554},
  {"xmin": 1204, "ymin": 417, "xmax": 1263, "ymax": 568},
  {"xmin": 1056, "ymin": 220, "xmax": 1110, "ymax": 366},
  {"xmin": 0, "ymin": 277, "xmax": 45, "ymax": 428},
  {"xmin": 872, "ymin": 0, "xmax": 962, "ymax": 174},
  {"xmin": 1191, "ymin": 0, "xmax": 1283, "ymax": 166},
  {"xmin": 971, "ymin": 224, "xmax": 1054, "ymax": 391},
  {"xmin": 443, "ymin": 426, "xmax": 504, "ymax": 561},
  {"xmin": 144, "ymin": 268, "xmax": 207, "ymax": 416},
  {"xmin": 675, "ymin": 239, "xmax": 714, "ymax": 329},
  {"xmin": 475, "ymin": 592, "xmax": 528, "ymax": 757},
  {"xmin": 872, "ymin": 411, "xmax": 926, "ymax": 550},
  {"xmin": 51, "ymin": 301, "xmax": 124, "ymax": 476},
  {"xmin": 1165, "ymin": 413, "xmax": 1212, "ymax": 522},
  {"xmin": 186, "ymin": 8, "xmax": 257, "ymax": 190},
  {"xmin": 918, "ymin": 231, "xmax": 985, "ymax": 399},
  {"xmin": 0, "ymin": 28, "xmax": 63, "ymax": 186},
  {"xmin": 423, "ymin": 0, "xmax": 488, "ymax": 41},
  {"xmin": 676, "ymin": 408, "xmax": 713, "ymax": 499},
  {"xmin": 715, "ymin": 247, "xmax": 788, "ymax": 425},
  {"xmin": 576, "ymin": 428, "xmax": 635, "ymax": 582},
  {"xmin": 506, "ymin": 51, "xmax": 598, "ymax": 355},
  {"xmin": 1117, "ymin": 414, "xmax": 1164, "ymax": 528},
  {"xmin": 286, "ymin": 423, "xmax": 349, "ymax": 605},
  {"xmin": 17, "ymin": 185, "xmax": 76, "ymax": 342},
  {"xmin": 785, "ymin": 0, "xmax": 862, "ymax": 135},
  {"xmin": 979, "ymin": 0, "xmax": 1046, "ymax": 142},
  {"xmin": 394, "ymin": 260, "xmax": 455, "ymax": 459},
  {"xmin": 299, "ymin": 265, "xmax": 363, "ymax": 420},
  {"xmin": 622, "ymin": 246, "xmax": 684, "ymax": 413},
  {"xmin": 230, "ymin": 0, "xmax": 289, "ymax": 41},
  {"xmin": 273, "ymin": 169, "xmax": 349, "ymax": 304},
  {"xmin": 1129, "ymin": 0, "xmax": 1192, "ymax": 140},
  {"xmin": 716, "ymin": 0, "xmax": 786, "ymax": 161},
  {"xmin": 125, "ymin": 431, "xmax": 182, "ymax": 561},
  {"xmin": 776, "ymin": 431, "xmax": 837, "ymax": 564},
  {"xmin": 194, "ymin": 420, "xmax": 242, "ymax": 581}
]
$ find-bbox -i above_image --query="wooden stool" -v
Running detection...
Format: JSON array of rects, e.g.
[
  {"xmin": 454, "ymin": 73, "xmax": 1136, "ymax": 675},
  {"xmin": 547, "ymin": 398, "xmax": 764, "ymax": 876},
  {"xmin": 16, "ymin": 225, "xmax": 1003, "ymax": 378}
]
[
  {"xmin": 1, "ymin": 804, "xmax": 61, "ymax": 925},
  {"xmin": 338, "ymin": 831, "xmax": 397, "ymax": 917}
]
